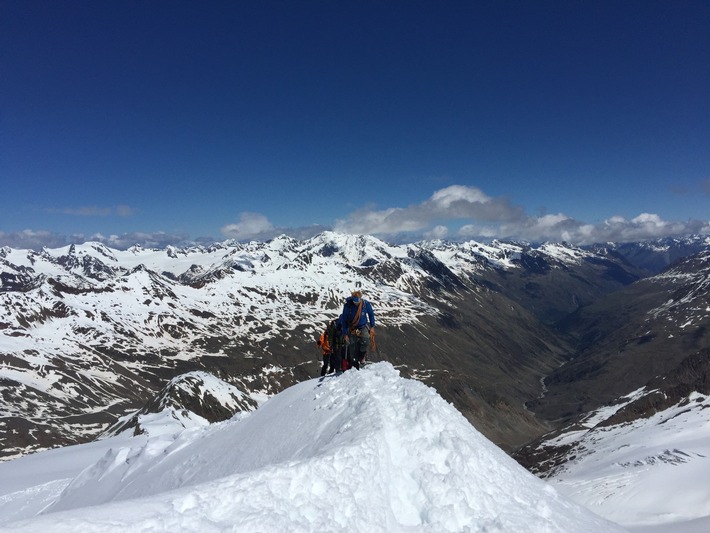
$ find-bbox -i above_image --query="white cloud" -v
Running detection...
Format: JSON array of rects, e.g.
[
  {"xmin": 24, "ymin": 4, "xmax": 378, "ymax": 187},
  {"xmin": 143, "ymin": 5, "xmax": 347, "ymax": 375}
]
[
  {"xmin": 536, "ymin": 213, "xmax": 572, "ymax": 229},
  {"xmin": 455, "ymin": 212, "xmax": 709, "ymax": 245},
  {"xmin": 331, "ymin": 184, "xmax": 710, "ymax": 244},
  {"xmin": 0, "ymin": 229, "xmax": 67, "ymax": 250},
  {"xmin": 0, "ymin": 230, "xmax": 192, "ymax": 251},
  {"xmin": 219, "ymin": 214, "xmax": 327, "ymax": 242},
  {"xmin": 458, "ymin": 224, "xmax": 498, "ymax": 239},
  {"xmin": 96, "ymin": 232, "xmax": 190, "ymax": 249},
  {"xmin": 221, "ymin": 212, "xmax": 276, "ymax": 241},
  {"xmin": 4, "ymin": 186, "xmax": 709, "ymax": 250},
  {"xmin": 334, "ymin": 185, "xmax": 524, "ymax": 236},
  {"xmin": 429, "ymin": 185, "xmax": 490, "ymax": 208},
  {"xmin": 424, "ymin": 225, "xmax": 449, "ymax": 240},
  {"xmin": 594, "ymin": 213, "xmax": 690, "ymax": 243}
]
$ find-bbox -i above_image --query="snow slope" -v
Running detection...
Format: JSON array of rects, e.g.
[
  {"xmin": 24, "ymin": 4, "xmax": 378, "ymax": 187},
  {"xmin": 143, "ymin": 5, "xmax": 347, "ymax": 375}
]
[
  {"xmin": 548, "ymin": 391, "xmax": 710, "ymax": 532},
  {"xmin": 0, "ymin": 363, "xmax": 622, "ymax": 532}
]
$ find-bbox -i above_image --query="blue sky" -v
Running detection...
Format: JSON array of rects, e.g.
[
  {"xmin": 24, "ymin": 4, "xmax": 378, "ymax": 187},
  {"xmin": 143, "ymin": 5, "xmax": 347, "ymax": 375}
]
[{"xmin": 2, "ymin": 1, "xmax": 709, "ymax": 249}]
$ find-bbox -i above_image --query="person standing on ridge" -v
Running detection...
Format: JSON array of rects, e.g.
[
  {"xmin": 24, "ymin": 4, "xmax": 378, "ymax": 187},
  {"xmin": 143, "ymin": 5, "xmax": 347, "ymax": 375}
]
[
  {"xmin": 316, "ymin": 322, "xmax": 334, "ymax": 376},
  {"xmin": 340, "ymin": 290, "xmax": 375, "ymax": 370},
  {"xmin": 329, "ymin": 315, "xmax": 345, "ymax": 373}
]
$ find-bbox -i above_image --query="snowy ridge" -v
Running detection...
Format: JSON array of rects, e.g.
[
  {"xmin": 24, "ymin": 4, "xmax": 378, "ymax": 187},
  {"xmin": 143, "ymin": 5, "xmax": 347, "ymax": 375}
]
[
  {"xmin": 0, "ymin": 363, "xmax": 623, "ymax": 532},
  {"xmin": 102, "ymin": 371, "xmax": 259, "ymax": 439}
]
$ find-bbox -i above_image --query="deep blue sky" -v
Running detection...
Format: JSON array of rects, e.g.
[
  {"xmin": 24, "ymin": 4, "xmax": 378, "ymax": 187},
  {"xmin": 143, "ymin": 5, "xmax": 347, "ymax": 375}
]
[{"xmin": 2, "ymin": 1, "xmax": 709, "ymax": 248}]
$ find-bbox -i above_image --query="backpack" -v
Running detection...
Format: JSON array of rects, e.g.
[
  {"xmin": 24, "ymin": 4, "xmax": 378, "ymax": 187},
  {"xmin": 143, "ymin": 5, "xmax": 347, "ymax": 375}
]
[
  {"xmin": 326, "ymin": 319, "xmax": 342, "ymax": 349},
  {"xmin": 317, "ymin": 331, "xmax": 331, "ymax": 354}
]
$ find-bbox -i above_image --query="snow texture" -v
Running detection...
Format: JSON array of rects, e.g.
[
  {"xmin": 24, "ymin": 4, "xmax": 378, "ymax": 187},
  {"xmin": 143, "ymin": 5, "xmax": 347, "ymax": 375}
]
[
  {"xmin": 0, "ymin": 363, "xmax": 622, "ymax": 532},
  {"xmin": 549, "ymin": 391, "xmax": 710, "ymax": 533}
]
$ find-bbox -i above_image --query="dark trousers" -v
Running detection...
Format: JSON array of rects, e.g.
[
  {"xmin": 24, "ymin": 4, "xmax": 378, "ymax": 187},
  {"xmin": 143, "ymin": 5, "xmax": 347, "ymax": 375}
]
[
  {"xmin": 331, "ymin": 346, "xmax": 343, "ymax": 373},
  {"xmin": 321, "ymin": 348, "xmax": 345, "ymax": 376},
  {"xmin": 320, "ymin": 354, "xmax": 332, "ymax": 376},
  {"xmin": 347, "ymin": 327, "xmax": 370, "ymax": 369}
]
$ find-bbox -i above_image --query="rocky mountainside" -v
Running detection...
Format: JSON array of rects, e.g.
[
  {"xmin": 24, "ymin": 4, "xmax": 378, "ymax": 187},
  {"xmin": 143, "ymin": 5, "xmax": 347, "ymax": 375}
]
[
  {"xmin": 529, "ymin": 249, "xmax": 710, "ymax": 424},
  {"xmin": 516, "ymin": 249, "xmax": 710, "ymax": 472}
]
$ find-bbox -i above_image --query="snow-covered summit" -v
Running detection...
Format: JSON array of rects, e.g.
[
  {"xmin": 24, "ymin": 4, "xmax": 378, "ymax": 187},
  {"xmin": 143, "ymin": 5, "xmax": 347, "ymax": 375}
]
[{"xmin": 0, "ymin": 363, "xmax": 622, "ymax": 532}]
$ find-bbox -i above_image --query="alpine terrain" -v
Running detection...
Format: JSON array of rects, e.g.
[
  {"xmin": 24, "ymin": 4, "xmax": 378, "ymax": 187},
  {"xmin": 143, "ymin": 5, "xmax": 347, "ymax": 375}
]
[
  {"xmin": 1, "ymin": 232, "xmax": 710, "ymax": 529},
  {"xmin": 1, "ymin": 231, "xmax": 656, "ymax": 457}
]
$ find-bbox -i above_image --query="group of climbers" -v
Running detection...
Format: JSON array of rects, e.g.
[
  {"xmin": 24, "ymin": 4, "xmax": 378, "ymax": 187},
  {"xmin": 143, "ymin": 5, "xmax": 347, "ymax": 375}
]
[{"xmin": 316, "ymin": 290, "xmax": 376, "ymax": 376}]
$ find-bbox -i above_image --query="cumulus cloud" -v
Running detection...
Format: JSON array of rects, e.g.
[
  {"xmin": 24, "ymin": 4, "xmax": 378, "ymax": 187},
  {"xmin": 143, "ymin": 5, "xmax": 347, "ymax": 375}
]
[
  {"xmin": 334, "ymin": 185, "xmax": 524, "ymax": 236},
  {"xmin": 4, "ymin": 185, "xmax": 708, "ymax": 250},
  {"xmin": 332, "ymin": 184, "xmax": 709, "ymax": 245},
  {"xmin": 458, "ymin": 212, "xmax": 710, "ymax": 245},
  {"xmin": 285, "ymin": 224, "xmax": 332, "ymax": 241},
  {"xmin": 424, "ymin": 225, "xmax": 449, "ymax": 240},
  {"xmin": 0, "ymin": 229, "xmax": 68, "ymax": 250},
  {"xmin": 220, "ymin": 212, "xmax": 328, "ymax": 242},
  {"xmin": 0, "ymin": 215, "xmax": 327, "ymax": 251},
  {"xmin": 591, "ymin": 214, "xmax": 705, "ymax": 243},
  {"xmin": 221, "ymin": 212, "xmax": 276, "ymax": 240}
]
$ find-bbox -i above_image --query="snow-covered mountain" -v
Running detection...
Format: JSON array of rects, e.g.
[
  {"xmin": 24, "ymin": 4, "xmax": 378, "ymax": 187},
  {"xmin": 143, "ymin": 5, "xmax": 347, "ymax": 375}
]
[
  {"xmin": 0, "ymin": 363, "xmax": 624, "ymax": 532},
  {"xmin": 518, "ymin": 367, "xmax": 710, "ymax": 531},
  {"xmin": 0, "ymin": 232, "xmax": 649, "ymax": 459},
  {"xmin": 600, "ymin": 234, "xmax": 710, "ymax": 274},
  {"xmin": 101, "ymin": 370, "xmax": 259, "ymax": 438}
]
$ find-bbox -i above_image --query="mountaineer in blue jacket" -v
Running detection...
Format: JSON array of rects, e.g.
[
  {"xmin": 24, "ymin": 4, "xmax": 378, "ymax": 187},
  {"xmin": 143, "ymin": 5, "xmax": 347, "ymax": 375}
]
[{"xmin": 340, "ymin": 290, "xmax": 375, "ymax": 370}]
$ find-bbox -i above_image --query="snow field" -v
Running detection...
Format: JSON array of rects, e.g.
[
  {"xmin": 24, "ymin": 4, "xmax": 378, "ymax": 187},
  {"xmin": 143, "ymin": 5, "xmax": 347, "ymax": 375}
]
[{"xmin": 0, "ymin": 363, "xmax": 622, "ymax": 532}]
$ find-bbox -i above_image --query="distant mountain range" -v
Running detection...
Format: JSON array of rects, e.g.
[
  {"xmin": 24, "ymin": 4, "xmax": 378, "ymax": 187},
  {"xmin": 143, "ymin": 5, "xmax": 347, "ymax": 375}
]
[
  {"xmin": 1, "ymin": 232, "xmax": 709, "ymax": 468},
  {"xmin": 604, "ymin": 236, "xmax": 710, "ymax": 274}
]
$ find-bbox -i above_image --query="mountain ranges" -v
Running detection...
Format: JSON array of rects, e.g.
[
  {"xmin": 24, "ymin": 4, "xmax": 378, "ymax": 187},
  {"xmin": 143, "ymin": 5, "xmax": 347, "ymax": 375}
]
[{"xmin": 1, "ymin": 232, "xmax": 709, "ymax": 473}]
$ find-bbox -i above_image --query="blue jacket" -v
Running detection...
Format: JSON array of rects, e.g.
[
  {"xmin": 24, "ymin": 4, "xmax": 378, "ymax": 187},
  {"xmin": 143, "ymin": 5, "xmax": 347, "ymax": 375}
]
[{"xmin": 340, "ymin": 297, "xmax": 375, "ymax": 336}]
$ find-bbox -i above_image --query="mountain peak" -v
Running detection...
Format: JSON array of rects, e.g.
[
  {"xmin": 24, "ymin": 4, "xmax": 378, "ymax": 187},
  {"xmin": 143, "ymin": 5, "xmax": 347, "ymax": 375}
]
[{"xmin": 103, "ymin": 371, "xmax": 259, "ymax": 438}]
